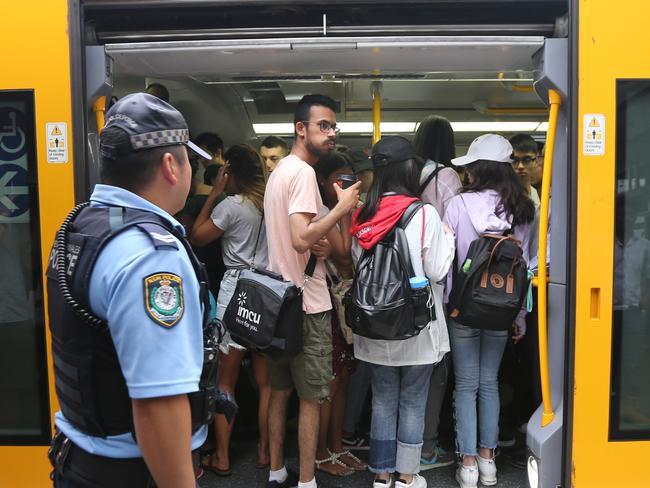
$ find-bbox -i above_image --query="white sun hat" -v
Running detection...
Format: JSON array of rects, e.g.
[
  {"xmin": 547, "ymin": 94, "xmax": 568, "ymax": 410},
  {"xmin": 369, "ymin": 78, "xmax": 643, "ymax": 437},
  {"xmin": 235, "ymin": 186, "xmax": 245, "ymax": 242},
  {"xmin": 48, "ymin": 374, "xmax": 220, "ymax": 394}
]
[{"xmin": 451, "ymin": 134, "xmax": 514, "ymax": 166}]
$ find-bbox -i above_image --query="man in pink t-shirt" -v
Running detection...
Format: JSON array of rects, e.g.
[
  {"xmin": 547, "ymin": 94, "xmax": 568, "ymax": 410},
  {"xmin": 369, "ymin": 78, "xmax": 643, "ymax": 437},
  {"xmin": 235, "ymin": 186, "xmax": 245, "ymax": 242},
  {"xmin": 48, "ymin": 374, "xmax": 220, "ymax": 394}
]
[{"xmin": 263, "ymin": 94, "xmax": 360, "ymax": 488}]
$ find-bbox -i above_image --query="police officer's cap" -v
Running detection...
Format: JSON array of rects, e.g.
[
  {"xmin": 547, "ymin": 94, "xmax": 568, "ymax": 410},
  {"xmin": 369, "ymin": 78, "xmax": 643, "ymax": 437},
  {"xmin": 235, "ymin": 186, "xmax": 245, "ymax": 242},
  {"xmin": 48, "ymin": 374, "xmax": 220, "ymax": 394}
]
[{"xmin": 100, "ymin": 93, "xmax": 211, "ymax": 161}]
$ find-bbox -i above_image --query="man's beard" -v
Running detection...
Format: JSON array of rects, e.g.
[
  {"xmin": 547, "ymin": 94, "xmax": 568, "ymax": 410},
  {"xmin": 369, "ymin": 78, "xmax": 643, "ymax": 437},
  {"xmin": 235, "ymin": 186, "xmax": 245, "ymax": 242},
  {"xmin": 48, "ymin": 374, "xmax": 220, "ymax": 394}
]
[{"xmin": 306, "ymin": 137, "xmax": 334, "ymax": 159}]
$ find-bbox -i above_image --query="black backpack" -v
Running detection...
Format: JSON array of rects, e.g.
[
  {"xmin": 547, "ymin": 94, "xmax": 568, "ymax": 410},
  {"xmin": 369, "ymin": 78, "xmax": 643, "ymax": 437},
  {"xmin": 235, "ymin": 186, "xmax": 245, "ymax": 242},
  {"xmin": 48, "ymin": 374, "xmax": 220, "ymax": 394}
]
[
  {"xmin": 344, "ymin": 201, "xmax": 436, "ymax": 340},
  {"xmin": 448, "ymin": 229, "xmax": 529, "ymax": 331}
]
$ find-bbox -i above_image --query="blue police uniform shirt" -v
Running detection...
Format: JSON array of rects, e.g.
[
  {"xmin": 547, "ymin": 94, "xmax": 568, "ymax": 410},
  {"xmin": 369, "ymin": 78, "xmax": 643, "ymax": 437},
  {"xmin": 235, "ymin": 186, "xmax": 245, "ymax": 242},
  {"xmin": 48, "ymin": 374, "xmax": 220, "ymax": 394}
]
[{"xmin": 55, "ymin": 184, "xmax": 207, "ymax": 458}]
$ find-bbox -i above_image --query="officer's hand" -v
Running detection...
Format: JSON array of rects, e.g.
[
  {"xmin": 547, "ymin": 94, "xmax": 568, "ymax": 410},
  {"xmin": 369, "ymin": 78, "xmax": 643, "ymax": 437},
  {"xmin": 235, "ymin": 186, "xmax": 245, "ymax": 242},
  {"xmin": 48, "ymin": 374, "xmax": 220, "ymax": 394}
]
[
  {"xmin": 310, "ymin": 236, "xmax": 332, "ymax": 259},
  {"xmin": 334, "ymin": 181, "xmax": 361, "ymax": 213}
]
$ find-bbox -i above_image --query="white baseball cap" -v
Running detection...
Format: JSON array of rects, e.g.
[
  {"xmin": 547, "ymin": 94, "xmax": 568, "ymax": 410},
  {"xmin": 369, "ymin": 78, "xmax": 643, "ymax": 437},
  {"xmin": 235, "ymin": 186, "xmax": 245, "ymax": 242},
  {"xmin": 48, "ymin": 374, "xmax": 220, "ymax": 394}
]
[{"xmin": 451, "ymin": 134, "xmax": 513, "ymax": 167}]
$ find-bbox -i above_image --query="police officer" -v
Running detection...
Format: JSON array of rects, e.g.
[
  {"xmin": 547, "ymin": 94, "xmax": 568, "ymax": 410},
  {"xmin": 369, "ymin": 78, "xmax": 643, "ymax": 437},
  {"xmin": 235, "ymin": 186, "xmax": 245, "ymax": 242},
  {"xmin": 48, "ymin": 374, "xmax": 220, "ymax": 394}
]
[{"xmin": 47, "ymin": 93, "xmax": 220, "ymax": 488}]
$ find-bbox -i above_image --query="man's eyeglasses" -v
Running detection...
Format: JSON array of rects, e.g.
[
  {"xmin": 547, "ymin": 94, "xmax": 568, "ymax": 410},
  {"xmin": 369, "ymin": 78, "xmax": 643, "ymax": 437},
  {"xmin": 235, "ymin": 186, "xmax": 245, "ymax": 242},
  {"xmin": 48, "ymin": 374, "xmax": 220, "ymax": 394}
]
[
  {"xmin": 512, "ymin": 156, "xmax": 537, "ymax": 166},
  {"xmin": 302, "ymin": 120, "xmax": 340, "ymax": 135}
]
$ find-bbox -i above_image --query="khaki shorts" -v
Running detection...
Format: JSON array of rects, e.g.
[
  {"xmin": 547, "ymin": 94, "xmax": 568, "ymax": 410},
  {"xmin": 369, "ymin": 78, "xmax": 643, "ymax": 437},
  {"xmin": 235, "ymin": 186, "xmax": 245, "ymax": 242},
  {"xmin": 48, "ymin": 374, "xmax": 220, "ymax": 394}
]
[{"xmin": 268, "ymin": 311, "xmax": 332, "ymax": 401}]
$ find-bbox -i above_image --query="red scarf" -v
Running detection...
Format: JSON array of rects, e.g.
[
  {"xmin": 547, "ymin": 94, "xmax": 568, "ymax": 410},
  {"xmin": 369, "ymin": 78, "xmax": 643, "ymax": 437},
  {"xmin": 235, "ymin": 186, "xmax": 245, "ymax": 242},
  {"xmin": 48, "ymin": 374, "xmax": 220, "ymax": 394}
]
[{"xmin": 350, "ymin": 195, "xmax": 419, "ymax": 250}]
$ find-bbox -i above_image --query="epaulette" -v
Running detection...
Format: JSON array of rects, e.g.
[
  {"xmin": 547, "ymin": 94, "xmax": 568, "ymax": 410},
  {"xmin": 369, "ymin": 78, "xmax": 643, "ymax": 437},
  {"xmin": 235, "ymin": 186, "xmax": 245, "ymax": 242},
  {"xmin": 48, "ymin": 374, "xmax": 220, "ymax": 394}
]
[{"xmin": 135, "ymin": 222, "xmax": 179, "ymax": 250}]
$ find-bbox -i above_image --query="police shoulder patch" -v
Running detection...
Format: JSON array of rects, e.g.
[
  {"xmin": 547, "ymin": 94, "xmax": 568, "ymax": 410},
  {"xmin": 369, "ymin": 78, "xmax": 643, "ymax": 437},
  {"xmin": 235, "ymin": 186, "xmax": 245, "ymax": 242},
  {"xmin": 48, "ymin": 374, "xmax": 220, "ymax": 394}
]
[{"xmin": 143, "ymin": 272, "xmax": 184, "ymax": 328}]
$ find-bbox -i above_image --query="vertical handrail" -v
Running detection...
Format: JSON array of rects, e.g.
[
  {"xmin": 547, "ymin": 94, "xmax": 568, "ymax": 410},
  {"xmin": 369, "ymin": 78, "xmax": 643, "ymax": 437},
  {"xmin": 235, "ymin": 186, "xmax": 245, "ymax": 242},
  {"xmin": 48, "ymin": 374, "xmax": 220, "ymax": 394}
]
[
  {"xmin": 92, "ymin": 96, "xmax": 106, "ymax": 135},
  {"xmin": 538, "ymin": 88, "xmax": 561, "ymax": 427},
  {"xmin": 372, "ymin": 85, "xmax": 381, "ymax": 144}
]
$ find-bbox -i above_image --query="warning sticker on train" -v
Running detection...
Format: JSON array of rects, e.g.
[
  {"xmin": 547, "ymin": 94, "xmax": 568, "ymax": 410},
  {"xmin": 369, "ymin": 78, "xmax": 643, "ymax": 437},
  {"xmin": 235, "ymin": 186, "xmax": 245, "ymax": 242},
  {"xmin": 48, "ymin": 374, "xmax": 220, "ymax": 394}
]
[
  {"xmin": 46, "ymin": 122, "xmax": 68, "ymax": 163},
  {"xmin": 583, "ymin": 114, "xmax": 605, "ymax": 156}
]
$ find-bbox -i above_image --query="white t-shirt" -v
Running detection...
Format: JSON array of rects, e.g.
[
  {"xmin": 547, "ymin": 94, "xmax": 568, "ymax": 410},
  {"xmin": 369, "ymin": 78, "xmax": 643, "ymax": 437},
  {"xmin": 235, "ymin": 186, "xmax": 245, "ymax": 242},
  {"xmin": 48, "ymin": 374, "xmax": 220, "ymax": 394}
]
[
  {"xmin": 352, "ymin": 203, "xmax": 456, "ymax": 366},
  {"xmin": 211, "ymin": 195, "xmax": 268, "ymax": 269}
]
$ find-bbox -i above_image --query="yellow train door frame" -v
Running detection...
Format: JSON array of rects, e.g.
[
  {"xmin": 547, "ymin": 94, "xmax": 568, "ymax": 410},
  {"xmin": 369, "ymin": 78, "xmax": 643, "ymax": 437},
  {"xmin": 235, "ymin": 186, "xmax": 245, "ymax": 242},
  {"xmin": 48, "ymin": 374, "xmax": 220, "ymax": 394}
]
[
  {"xmin": 0, "ymin": 1, "xmax": 77, "ymax": 486},
  {"xmin": 571, "ymin": 0, "xmax": 650, "ymax": 486},
  {"xmin": 10, "ymin": 1, "xmax": 650, "ymax": 487}
]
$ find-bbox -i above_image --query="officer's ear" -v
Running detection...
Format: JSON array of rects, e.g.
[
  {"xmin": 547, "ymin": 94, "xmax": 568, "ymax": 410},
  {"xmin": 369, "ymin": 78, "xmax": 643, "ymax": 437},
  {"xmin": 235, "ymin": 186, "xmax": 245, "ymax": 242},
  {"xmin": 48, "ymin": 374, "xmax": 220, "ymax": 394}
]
[{"xmin": 159, "ymin": 151, "xmax": 179, "ymax": 185}]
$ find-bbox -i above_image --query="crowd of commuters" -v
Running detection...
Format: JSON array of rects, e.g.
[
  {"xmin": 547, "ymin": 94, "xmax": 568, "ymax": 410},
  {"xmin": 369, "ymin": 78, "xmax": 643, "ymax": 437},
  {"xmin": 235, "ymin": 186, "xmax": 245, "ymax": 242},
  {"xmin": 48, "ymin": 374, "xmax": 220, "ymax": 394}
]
[{"xmin": 109, "ymin": 87, "xmax": 547, "ymax": 488}]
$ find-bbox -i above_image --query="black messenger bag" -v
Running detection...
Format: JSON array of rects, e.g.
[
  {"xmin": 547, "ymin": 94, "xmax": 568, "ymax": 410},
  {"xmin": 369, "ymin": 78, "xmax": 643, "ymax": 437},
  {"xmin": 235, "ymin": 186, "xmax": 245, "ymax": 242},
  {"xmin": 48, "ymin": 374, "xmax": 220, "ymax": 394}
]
[{"xmin": 222, "ymin": 217, "xmax": 317, "ymax": 359}]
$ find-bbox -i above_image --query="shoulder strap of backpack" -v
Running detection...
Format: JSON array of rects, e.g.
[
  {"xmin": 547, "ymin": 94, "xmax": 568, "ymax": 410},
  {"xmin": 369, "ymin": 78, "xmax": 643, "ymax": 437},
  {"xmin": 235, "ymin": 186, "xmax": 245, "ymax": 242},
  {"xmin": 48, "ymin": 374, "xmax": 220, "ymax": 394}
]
[
  {"xmin": 419, "ymin": 165, "xmax": 445, "ymax": 194},
  {"xmin": 397, "ymin": 201, "xmax": 426, "ymax": 230},
  {"xmin": 395, "ymin": 201, "xmax": 426, "ymax": 279}
]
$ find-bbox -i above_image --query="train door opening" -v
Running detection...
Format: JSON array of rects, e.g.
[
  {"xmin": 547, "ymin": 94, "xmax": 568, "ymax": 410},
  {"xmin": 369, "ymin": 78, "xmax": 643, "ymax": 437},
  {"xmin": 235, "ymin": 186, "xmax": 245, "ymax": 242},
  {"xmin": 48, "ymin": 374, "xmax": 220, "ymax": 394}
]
[{"xmin": 76, "ymin": 3, "xmax": 572, "ymax": 488}]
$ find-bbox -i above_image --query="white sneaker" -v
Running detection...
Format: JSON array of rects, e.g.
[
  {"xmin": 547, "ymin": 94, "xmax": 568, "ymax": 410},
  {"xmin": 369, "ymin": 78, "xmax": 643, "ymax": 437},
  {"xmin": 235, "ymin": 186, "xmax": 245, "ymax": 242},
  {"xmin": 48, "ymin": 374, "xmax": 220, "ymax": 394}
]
[
  {"xmin": 455, "ymin": 464, "xmax": 478, "ymax": 488},
  {"xmin": 373, "ymin": 476, "xmax": 393, "ymax": 488},
  {"xmin": 395, "ymin": 474, "xmax": 427, "ymax": 488},
  {"xmin": 477, "ymin": 456, "xmax": 497, "ymax": 486}
]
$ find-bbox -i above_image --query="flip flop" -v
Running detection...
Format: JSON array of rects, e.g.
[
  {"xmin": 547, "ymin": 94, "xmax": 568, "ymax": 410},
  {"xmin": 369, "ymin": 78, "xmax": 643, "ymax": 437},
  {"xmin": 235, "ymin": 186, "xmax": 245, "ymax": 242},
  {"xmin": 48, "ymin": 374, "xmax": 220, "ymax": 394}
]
[
  {"xmin": 202, "ymin": 464, "xmax": 232, "ymax": 477},
  {"xmin": 331, "ymin": 449, "xmax": 367, "ymax": 471},
  {"xmin": 201, "ymin": 457, "xmax": 232, "ymax": 477},
  {"xmin": 315, "ymin": 453, "xmax": 354, "ymax": 477}
]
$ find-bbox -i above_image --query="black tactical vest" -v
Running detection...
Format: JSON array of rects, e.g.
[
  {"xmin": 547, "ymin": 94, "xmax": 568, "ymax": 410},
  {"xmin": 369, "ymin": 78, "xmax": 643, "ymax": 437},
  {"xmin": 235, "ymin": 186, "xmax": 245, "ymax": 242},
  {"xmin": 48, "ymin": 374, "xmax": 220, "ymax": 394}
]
[{"xmin": 46, "ymin": 203, "xmax": 218, "ymax": 438}]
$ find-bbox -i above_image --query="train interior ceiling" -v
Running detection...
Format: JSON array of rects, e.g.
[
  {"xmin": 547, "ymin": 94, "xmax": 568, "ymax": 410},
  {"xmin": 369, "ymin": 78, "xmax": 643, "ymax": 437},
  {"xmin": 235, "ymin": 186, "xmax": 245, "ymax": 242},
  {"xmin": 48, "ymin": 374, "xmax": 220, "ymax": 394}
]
[
  {"xmin": 99, "ymin": 1, "xmax": 570, "ymax": 153},
  {"xmin": 110, "ymin": 44, "xmax": 548, "ymax": 153}
]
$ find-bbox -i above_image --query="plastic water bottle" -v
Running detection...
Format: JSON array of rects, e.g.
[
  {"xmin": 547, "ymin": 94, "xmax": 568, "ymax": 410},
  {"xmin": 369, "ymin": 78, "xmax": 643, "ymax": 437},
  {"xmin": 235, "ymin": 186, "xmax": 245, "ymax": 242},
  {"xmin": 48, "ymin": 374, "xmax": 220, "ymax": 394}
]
[{"xmin": 409, "ymin": 276, "xmax": 428, "ymax": 289}]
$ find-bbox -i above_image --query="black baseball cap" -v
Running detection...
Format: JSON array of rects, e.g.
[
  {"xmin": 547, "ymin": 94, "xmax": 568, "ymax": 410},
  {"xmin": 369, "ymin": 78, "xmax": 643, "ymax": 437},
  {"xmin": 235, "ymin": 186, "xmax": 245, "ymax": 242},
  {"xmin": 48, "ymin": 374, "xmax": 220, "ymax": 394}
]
[
  {"xmin": 101, "ymin": 93, "xmax": 211, "ymax": 160},
  {"xmin": 371, "ymin": 136, "xmax": 421, "ymax": 168},
  {"xmin": 345, "ymin": 149, "xmax": 373, "ymax": 174}
]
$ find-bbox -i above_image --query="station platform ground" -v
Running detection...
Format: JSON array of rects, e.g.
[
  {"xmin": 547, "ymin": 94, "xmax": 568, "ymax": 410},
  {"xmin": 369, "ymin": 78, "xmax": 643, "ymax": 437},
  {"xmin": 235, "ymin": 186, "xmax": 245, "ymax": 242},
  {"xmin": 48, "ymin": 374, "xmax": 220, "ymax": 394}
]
[{"xmin": 198, "ymin": 432, "xmax": 528, "ymax": 488}]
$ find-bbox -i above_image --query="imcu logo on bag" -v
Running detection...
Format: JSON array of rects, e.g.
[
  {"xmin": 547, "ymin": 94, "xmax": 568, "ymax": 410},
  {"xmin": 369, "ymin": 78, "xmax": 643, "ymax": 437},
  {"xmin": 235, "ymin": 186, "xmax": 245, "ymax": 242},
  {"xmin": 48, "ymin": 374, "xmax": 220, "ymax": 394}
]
[{"xmin": 236, "ymin": 291, "xmax": 261, "ymax": 329}]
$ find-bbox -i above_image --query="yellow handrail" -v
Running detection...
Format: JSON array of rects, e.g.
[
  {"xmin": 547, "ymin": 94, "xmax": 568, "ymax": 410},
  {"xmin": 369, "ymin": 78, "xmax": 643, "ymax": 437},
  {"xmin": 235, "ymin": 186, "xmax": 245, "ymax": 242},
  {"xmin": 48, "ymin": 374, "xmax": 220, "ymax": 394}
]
[
  {"xmin": 372, "ymin": 87, "xmax": 381, "ymax": 144},
  {"xmin": 92, "ymin": 96, "xmax": 106, "ymax": 135},
  {"xmin": 498, "ymin": 71, "xmax": 535, "ymax": 93},
  {"xmin": 538, "ymin": 88, "xmax": 561, "ymax": 427}
]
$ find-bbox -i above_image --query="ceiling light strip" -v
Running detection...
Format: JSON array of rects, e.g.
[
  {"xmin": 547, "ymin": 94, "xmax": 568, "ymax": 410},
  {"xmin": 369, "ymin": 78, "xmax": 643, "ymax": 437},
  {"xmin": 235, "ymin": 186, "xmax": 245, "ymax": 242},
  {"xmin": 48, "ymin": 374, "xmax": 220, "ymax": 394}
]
[{"xmin": 252, "ymin": 122, "xmax": 548, "ymax": 135}]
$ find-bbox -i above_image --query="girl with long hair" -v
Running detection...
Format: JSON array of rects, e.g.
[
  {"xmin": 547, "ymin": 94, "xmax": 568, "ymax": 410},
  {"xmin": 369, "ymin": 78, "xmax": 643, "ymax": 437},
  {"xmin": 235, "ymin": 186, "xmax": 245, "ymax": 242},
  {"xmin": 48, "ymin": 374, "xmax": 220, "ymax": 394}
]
[
  {"xmin": 413, "ymin": 115, "xmax": 462, "ymax": 470},
  {"xmin": 190, "ymin": 143, "xmax": 271, "ymax": 475},
  {"xmin": 350, "ymin": 136, "xmax": 455, "ymax": 488},
  {"xmin": 443, "ymin": 134, "xmax": 535, "ymax": 488},
  {"xmin": 312, "ymin": 152, "xmax": 367, "ymax": 477},
  {"xmin": 413, "ymin": 115, "xmax": 462, "ymax": 217}
]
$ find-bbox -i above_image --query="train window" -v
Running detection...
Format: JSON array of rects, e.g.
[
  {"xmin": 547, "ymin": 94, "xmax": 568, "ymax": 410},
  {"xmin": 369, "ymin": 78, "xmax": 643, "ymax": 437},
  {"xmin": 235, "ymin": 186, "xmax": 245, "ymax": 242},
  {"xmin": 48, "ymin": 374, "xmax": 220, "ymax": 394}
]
[
  {"xmin": 0, "ymin": 91, "xmax": 50, "ymax": 444},
  {"xmin": 610, "ymin": 80, "xmax": 650, "ymax": 440}
]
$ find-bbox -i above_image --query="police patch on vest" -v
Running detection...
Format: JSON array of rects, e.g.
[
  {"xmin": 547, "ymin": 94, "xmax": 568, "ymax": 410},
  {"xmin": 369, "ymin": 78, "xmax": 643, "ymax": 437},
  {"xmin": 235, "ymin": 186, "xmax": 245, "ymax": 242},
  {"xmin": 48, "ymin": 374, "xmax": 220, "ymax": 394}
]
[{"xmin": 144, "ymin": 273, "xmax": 184, "ymax": 327}]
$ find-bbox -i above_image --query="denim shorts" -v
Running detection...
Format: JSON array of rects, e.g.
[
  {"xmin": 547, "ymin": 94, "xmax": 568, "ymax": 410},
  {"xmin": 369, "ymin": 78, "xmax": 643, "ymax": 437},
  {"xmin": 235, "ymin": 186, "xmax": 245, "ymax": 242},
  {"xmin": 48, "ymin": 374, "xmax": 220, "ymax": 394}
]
[
  {"xmin": 217, "ymin": 269, "xmax": 246, "ymax": 350},
  {"xmin": 268, "ymin": 311, "xmax": 332, "ymax": 401}
]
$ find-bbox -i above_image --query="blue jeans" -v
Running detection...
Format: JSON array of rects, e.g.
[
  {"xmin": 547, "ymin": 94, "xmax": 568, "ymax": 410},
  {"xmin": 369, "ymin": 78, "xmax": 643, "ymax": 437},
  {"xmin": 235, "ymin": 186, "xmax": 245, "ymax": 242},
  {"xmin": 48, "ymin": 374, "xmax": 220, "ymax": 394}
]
[
  {"xmin": 369, "ymin": 363, "xmax": 434, "ymax": 474},
  {"xmin": 449, "ymin": 319, "xmax": 508, "ymax": 457}
]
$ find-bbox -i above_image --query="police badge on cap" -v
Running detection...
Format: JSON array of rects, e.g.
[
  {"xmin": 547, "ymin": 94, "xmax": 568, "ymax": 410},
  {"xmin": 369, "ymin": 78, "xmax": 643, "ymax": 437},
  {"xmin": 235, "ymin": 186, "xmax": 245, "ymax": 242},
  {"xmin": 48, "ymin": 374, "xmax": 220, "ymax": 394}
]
[{"xmin": 102, "ymin": 92, "xmax": 211, "ymax": 160}]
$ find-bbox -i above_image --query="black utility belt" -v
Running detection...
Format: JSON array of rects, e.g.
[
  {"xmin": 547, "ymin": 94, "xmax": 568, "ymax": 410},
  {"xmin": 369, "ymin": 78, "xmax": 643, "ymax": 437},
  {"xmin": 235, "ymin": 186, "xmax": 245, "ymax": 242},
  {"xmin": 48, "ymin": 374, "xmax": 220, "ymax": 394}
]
[{"xmin": 49, "ymin": 430, "xmax": 200, "ymax": 488}]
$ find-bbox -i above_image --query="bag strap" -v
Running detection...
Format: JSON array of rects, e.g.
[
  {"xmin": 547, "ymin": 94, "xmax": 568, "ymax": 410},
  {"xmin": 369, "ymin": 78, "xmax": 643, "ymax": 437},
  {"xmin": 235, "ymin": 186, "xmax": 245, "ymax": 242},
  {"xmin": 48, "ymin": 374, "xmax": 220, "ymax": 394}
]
[
  {"xmin": 304, "ymin": 254, "xmax": 317, "ymax": 277},
  {"xmin": 419, "ymin": 165, "xmax": 444, "ymax": 194},
  {"xmin": 299, "ymin": 254, "xmax": 318, "ymax": 291},
  {"xmin": 420, "ymin": 204, "xmax": 425, "ymax": 262},
  {"xmin": 395, "ymin": 201, "xmax": 425, "ymax": 280},
  {"xmin": 397, "ymin": 201, "xmax": 426, "ymax": 229},
  {"xmin": 250, "ymin": 214, "xmax": 264, "ymax": 268}
]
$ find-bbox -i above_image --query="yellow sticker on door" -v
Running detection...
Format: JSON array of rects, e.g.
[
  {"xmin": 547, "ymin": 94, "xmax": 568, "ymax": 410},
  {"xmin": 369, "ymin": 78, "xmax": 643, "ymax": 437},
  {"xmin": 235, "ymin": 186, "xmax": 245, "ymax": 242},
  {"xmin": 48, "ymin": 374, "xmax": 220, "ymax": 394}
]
[
  {"xmin": 583, "ymin": 114, "xmax": 605, "ymax": 156},
  {"xmin": 46, "ymin": 122, "xmax": 68, "ymax": 163}
]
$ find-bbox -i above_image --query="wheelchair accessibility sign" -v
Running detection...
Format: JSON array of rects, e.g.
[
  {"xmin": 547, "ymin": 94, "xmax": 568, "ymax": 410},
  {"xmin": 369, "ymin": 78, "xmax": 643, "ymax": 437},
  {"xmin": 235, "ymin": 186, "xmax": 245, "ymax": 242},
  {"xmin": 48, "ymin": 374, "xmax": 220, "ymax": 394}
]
[
  {"xmin": 0, "ymin": 108, "xmax": 28, "ymax": 162},
  {"xmin": 46, "ymin": 123, "xmax": 68, "ymax": 163}
]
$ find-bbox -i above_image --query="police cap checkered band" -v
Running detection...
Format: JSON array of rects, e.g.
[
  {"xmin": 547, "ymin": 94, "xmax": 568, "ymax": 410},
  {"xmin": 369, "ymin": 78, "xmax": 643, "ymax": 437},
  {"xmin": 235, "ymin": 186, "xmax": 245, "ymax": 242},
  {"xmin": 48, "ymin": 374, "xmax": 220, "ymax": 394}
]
[
  {"xmin": 102, "ymin": 93, "xmax": 212, "ymax": 160},
  {"xmin": 130, "ymin": 129, "xmax": 189, "ymax": 150}
]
